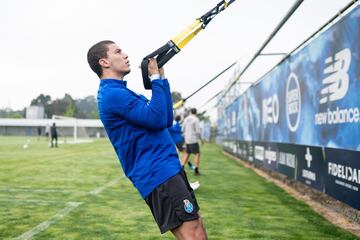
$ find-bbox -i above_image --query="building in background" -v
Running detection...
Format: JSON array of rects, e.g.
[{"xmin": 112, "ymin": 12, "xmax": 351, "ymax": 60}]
[{"xmin": 25, "ymin": 106, "xmax": 45, "ymax": 119}]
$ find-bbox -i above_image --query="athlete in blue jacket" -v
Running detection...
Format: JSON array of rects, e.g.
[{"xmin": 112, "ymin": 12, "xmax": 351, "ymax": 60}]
[
  {"xmin": 168, "ymin": 115, "xmax": 185, "ymax": 151},
  {"xmin": 87, "ymin": 40, "xmax": 207, "ymax": 239}
]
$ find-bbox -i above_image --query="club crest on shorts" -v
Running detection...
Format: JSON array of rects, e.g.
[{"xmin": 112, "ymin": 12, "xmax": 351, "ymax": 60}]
[{"xmin": 183, "ymin": 199, "xmax": 194, "ymax": 213}]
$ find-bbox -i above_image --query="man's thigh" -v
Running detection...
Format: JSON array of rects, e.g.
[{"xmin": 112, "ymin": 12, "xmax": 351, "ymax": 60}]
[
  {"xmin": 145, "ymin": 170, "xmax": 200, "ymax": 234},
  {"xmin": 171, "ymin": 218, "xmax": 207, "ymax": 240}
]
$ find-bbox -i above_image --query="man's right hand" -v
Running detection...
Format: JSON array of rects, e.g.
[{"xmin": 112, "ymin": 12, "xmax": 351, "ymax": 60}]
[{"xmin": 148, "ymin": 58, "xmax": 160, "ymax": 76}]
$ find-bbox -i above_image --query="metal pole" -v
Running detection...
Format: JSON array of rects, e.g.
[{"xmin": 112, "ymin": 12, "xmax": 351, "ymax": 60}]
[
  {"xmin": 199, "ymin": 90, "xmax": 223, "ymax": 109},
  {"xmin": 217, "ymin": 0, "xmax": 304, "ymax": 104},
  {"xmin": 184, "ymin": 61, "xmax": 237, "ymax": 101},
  {"xmin": 259, "ymin": 53, "xmax": 288, "ymax": 56},
  {"xmin": 173, "ymin": 61, "xmax": 238, "ymax": 109},
  {"xmin": 281, "ymin": 0, "xmax": 359, "ymax": 59},
  {"xmin": 234, "ymin": 0, "xmax": 359, "ymax": 100}
]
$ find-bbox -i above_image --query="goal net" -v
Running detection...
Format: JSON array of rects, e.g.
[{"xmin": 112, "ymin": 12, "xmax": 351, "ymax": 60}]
[{"xmin": 51, "ymin": 115, "xmax": 94, "ymax": 144}]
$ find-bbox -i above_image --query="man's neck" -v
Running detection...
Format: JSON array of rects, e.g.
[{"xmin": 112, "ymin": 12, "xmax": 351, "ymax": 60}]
[{"xmin": 101, "ymin": 73, "xmax": 124, "ymax": 80}]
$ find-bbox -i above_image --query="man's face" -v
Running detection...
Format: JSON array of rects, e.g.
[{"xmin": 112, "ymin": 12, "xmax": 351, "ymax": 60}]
[{"xmin": 102, "ymin": 43, "xmax": 131, "ymax": 77}]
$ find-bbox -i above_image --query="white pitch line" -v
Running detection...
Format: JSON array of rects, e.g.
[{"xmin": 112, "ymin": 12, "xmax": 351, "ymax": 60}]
[
  {"xmin": 0, "ymin": 188, "xmax": 76, "ymax": 193},
  {"xmin": 11, "ymin": 177, "xmax": 121, "ymax": 239},
  {"xmin": 88, "ymin": 177, "xmax": 121, "ymax": 195},
  {"xmin": 0, "ymin": 198, "xmax": 67, "ymax": 204},
  {"xmin": 15, "ymin": 202, "xmax": 83, "ymax": 240}
]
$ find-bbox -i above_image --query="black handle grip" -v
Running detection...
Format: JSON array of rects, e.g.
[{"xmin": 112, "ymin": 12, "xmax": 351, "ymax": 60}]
[{"xmin": 141, "ymin": 41, "xmax": 180, "ymax": 89}]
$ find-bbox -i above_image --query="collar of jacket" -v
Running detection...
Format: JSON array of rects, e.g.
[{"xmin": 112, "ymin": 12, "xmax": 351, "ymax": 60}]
[{"xmin": 100, "ymin": 78, "xmax": 127, "ymax": 87}]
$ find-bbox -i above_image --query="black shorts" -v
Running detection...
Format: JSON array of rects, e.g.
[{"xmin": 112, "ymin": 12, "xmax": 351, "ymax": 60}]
[
  {"xmin": 145, "ymin": 169, "xmax": 200, "ymax": 234},
  {"xmin": 186, "ymin": 143, "xmax": 200, "ymax": 154},
  {"xmin": 176, "ymin": 141, "xmax": 184, "ymax": 152}
]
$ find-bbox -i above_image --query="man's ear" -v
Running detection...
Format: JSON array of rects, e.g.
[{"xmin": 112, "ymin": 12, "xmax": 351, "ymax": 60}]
[{"xmin": 99, "ymin": 58, "xmax": 110, "ymax": 68}]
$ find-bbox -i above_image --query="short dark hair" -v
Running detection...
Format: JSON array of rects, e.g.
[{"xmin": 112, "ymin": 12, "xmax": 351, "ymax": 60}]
[
  {"xmin": 87, "ymin": 40, "xmax": 115, "ymax": 78},
  {"xmin": 190, "ymin": 108, "xmax": 197, "ymax": 114},
  {"xmin": 175, "ymin": 115, "xmax": 181, "ymax": 122}
]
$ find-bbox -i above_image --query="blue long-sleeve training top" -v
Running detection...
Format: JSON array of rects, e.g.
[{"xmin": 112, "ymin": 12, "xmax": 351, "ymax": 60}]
[
  {"xmin": 168, "ymin": 121, "xmax": 184, "ymax": 144},
  {"xmin": 97, "ymin": 78, "xmax": 181, "ymax": 198}
]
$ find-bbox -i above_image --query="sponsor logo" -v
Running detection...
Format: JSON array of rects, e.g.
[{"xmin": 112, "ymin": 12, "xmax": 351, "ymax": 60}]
[
  {"xmin": 262, "ymin": 94, "xmax": 279, "ymax": 125},
  {"xmin": 232, "ymin": 141, "xmax": 237, "ymax": 154},
  {"xmin": 248, "ymin": 144, "xmax": 254, "ymax": 162},
  {"xmin": 286, "ymin": 73, "xmax": 301, "ymax": 132},
  {"xmin": 302, "ymin": 169, "xmax": 316, "ymax": 182},
  {"xmin": 315, "ymin": 48, "xmax": 360, "ymax": 125},
  {"xmin": 315, "ymin": 107, "xmax": 360, "ymax": 125},
  {"xmin": 183, "ymin": 199, "xmax": 194, "ymax": 213},
  {"xmin": 279, "ymin": 152, "xmax": 296, "ymax": 168},
  {"xmin": 254, "ymin": 145, "xmax": 265, "ymax": 161},
  {"xmin": 305, "ymin": 147, "xmax": 312, "ymax": 168},
  {"xmin": 224, "ymin": 141, "xmax": 237, "ymax": 154},
  {"xmin": 238, "ymin": 143, "xmax": 247, "ymax": 158},
  {"xmin": 328, "ymin": 162, "xmax": 360, "ymax": 185},
  {"xmin": 329, "ymin": 162, "xmax": 360, "ymax": 192},
  {"xmin": 231, "ymin": 111, "xmax": 236, "ymax": 133},
  {"xmin": 320, "ymin": 48, "xmax": 351, "ymax": 104},
  {"xmin": 265, "ymin": 148, "xmax": 277, "ymax": 164},
  {"xmin": 302, "ymin": 148, "xmax": 316, "ymax": 182}
]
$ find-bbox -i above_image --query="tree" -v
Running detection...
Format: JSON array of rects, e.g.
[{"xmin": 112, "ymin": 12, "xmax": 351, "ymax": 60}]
[
  {"xmin": 30, "ymin": 94, "xmax": 51, "ymax": 107},
  {"xmin": 0, "ymin": 108, "xmax": 25, "ymax": 118},
  {"xmin": 64, "ymin": 101, "xmax": 75, "ymax": 117},
  {"xmin": 63, "ymin": 94, "xmax": 75, "ymax": 117},
  {"xmin": 48, "ymin": 93, "xmax": 74, "ymax": 117},
  {"xmin": 29, "ymin": 93, "xmax": 99, "ymax": 119},
  {"xmin": 74, "ymin": 96, "xmax": 99, "ymax": 119},
  {"xmin": 197, "ymin": 110, "xmax": 210, "ymax": 122},
  {"xmin": 30, "ymin": 94, "xmax": 52, "ymax": 117}
]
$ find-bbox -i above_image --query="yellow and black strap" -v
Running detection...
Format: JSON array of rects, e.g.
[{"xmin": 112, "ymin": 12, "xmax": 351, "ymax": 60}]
[{"xmin": 141, "ymin": 0, "xmax": 236, "ymax": 89}]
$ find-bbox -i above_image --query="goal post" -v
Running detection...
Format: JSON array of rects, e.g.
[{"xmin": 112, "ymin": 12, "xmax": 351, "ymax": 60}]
[{"xmin": 51, "ymin": 115, "xmax": 93, "ymax": 144}]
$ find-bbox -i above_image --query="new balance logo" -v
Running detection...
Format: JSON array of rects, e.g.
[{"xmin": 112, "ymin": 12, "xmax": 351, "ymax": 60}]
[{"xmin": 320, "ymin": 48, "xmax": 351, "ymax": 104}]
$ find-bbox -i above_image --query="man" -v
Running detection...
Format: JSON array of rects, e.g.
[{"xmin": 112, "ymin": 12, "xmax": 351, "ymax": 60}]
[
  {"xmin": 50, "ymin": 123, "xmax": 58, "ymax": 148},
  {"xmin": 168, "ymin": 115, "xmax": 185, "ymax": 153},
  {"xmin": 168, "ymin": 115, "xmax": 195, "ymax": 170},
  {"xmin": 87, "ymin": 40, "xmax": 207, "ymax": 239},
  {"xmin": 182, "ymin": 108, "xmax": 202, "ymax": 175},
  {"xmin": 37, "ymin": 126, "xmax": 42, "ymax": 141}
]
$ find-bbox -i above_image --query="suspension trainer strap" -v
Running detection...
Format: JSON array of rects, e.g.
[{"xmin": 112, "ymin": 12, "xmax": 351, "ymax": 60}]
[{"xmin": 141, "ymin": 0, "xmax": 236, "ymax": 89}]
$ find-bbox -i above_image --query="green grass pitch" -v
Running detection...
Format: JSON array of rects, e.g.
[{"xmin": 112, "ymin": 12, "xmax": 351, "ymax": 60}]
[{"xmin": 0, "ymin": 136, "xmax": 358, "ymax": 239}]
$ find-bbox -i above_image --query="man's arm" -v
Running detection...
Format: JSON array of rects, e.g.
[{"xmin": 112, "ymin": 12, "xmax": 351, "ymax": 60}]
[
  {"xmin": 163, "ymin": 79, "xmax": 174, "ymax": 128},
  {"xmin": 159, "ymin": 67, "xmax": 174, "ymax": 128},
  {"xmin": 105, "ymin": 81, "xmax": 168, "ymax": 131},
  {"xmin": 182, "ymin": 118, "xmax": 186, "ymax": 133},
  {"xmin": 105, "ymin": 59, "xmax": 169, "ymax": 131}
]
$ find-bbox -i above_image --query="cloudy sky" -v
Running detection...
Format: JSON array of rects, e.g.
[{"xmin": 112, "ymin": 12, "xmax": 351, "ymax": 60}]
[{"xmin": 0, "ymin": 0, "xmax": 353, "ymax": 117}]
